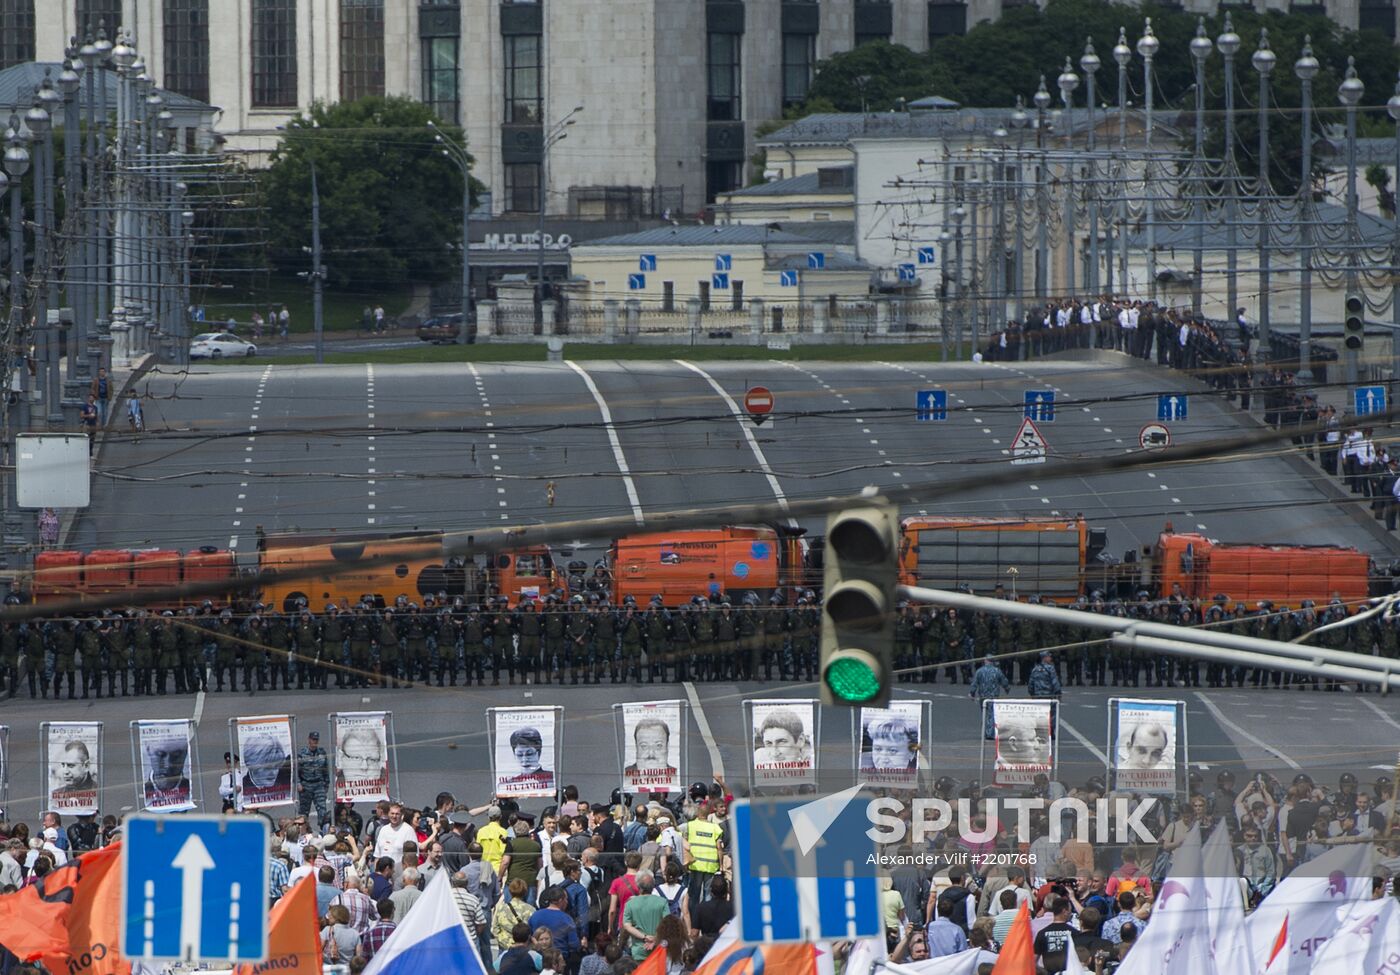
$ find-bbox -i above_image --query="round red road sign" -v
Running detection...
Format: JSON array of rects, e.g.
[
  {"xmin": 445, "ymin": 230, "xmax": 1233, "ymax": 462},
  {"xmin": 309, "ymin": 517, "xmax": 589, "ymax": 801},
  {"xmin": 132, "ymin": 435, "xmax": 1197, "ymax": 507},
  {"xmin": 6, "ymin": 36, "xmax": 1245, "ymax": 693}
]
[{"xmin": 744, "ymin": 386, "xmax": 775, "ymax": 415}]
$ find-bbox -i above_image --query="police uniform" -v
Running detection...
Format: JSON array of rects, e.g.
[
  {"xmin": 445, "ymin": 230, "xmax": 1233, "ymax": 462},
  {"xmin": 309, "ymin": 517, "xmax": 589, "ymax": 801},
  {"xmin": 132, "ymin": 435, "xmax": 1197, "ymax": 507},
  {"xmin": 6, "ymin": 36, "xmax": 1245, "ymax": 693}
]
[{"xmin": 297, "ymin": 736, "xmax": 330, "ymax": 825}]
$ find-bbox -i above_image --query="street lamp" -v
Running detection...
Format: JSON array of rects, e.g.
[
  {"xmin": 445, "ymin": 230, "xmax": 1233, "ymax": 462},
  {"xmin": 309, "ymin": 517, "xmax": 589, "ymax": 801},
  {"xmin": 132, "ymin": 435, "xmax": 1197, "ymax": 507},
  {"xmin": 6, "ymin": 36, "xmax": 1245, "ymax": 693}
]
[
  {"xmin": 1114, "ymin": 27, "xmax": 1132, "ymax": 296},
  {"xmin": 1058, "ymin": 57, "xmax": 1080, "ymax": 299},
  {"xmin": 1217, "ymin": 15, "xmax": 1240, "ymax": 335},
  {"xmin": 1385, "ymin": 72, "xmax": 1400, "ymax": 382},
  {"xmin": 1009, "ymin": 96, "xmax": 1028, "ymax": 320},
  {"xmin": 58, "ymin": 49, "xmax": 88, "ymax": 391},
  {"xmin": 26, "ymin": 85, "xmax": 57, "ymax": 425},
  {"xmin": 1252, "ymin": 29, "xmax": 1276, "ymax": 353},
  {"xmin": 1138, "ymin": 19, "xmax": 1160, "ymax": 301},
  {"xmin": 4, "ymin": 116, "xmax": 31, "ymax": 548},
  {"xmin": 1295, "ymin": 35, "xmax": 1319, "ymax": 381},
  {"xmin": 1033, "ymin": 76, "xmax": 1051, "ymax": 300},
  {"xmin": 1081, "ymin": 38, "xmax": 1101, "ymax": 298},
  {"xmin": 428, "ymin": 118, "xmax": 475, "ymax": 344},
  {"xmin": 537, "ymin": 105, "xmax": 584, "ymax": 328},
  {"xmin": 1339, "ymin": 57, "xmax": 1364, "ymax": 384},
  {"xmin": 1189, "ymin": 18, "xmax": 1212, "ymax": 317}
]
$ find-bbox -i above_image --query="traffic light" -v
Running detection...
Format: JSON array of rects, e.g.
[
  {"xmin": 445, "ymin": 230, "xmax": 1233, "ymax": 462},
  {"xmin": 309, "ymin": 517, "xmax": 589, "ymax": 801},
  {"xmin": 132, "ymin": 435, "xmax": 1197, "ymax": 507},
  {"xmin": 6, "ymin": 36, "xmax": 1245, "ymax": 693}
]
[
  {"xmin": 820, "ymin": 501, "xmax": 898, "ymax": 707},
  {"xmin": 1345, "ymin": 293, "xmax": 1365, "ymax": 352}
]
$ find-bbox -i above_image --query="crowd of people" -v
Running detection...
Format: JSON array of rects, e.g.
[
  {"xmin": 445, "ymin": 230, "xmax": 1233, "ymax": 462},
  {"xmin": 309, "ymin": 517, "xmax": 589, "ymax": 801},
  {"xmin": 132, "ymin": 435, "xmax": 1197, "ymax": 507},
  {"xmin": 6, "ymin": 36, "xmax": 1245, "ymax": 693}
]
[{"xmin": 3, "ymin": 764, "xmax": 1399, "ymax": 975}]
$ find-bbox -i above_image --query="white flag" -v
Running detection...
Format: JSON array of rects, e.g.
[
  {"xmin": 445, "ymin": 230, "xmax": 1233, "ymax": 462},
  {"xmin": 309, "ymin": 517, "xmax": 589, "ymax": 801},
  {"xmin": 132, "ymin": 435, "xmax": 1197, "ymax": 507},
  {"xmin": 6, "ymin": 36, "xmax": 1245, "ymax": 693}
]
[
  {"xmin": 904, "ymin": 948, "xmax": 982, "ymax": 975},
  {"xmin": 1063, "ymin": 938, "xmax": 1090, "ymax": 975},
  {"xmin": 1202, "ymin": 823, "xmax": 1252, "ymax": 974},
  {"xmin": 1307, "ymin": 895, "xmax": 1399, "ymax": 974},
  {"xmin": 842, "ymin": 938, "xmax": 887, "ymax": 975},
  {"xmin": 1115, "ymin": 825, "xmax": 1215, "ymax": 975},
  {"xmin": 1243, "ymin": 841, "xmax": 1373, "ymax": 975}
]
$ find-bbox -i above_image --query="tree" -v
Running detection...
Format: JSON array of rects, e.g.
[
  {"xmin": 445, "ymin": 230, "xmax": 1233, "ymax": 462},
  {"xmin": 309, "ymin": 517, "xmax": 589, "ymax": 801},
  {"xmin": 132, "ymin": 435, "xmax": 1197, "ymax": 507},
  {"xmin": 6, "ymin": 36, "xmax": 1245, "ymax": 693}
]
[
  {"xmin": 260, "ymin": 96, "xmax": 483, "ymax": 291},
  {"xmin": 804, "ymin": 41, "xmax": 957, "ymax": 113},
  {"xmin": 1367, "ymin": 162, "xmax": 1394, "ymax": 218}
]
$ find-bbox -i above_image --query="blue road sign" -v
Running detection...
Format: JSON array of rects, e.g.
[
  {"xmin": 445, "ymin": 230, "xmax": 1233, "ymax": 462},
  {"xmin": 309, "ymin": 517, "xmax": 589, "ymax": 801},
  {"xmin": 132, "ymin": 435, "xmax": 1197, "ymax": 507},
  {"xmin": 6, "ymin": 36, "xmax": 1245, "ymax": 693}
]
[
  {"xmin": 122, "ymin": 814, "xmax": 270, "ymax": 964},
  {"xmin": 1024, "ymin": 389, "xmax": 1056, "ymax": 423},
  {"xmin": 715, "ymin": 254, "xmax": 732, "ymax": 271},
  {"xmin": 712, "ymin": 272, "xmax": 730, "ymax": 290},
  {"xmin": 638, "ymin": 254, "xmax": 656, "ymax": 272},
  {"xmin": 628, "ymin": 273, "xmax": 646, "ymax": 290},
  {"xmin": 1356, "ymin": 385, "xmax": 1387, "ymax": 417},
  {"xmin": 1157, "ymin": 394, "xmax": 1188, "ymax": 421},
  {"xmin": 898, "ymin": 263, "xmax": 917, "ymax": 282},
  {"xmin": 731, "ymin": 788, "xmax": 882, "ymax": 943},
  {"xmin": 917, "ymin": 389, "xmax": 948, "ymax": 422},
  {"xmin": 917, "ymin": 245, "xmax": 936, "ymax": 264},
  {"xmin": 807, "ymin": 252, "xmax": 826, "ymax": 270},
  {"xmin": 779, "ymin": 270, "xmax": 799, "ymax": 287}
]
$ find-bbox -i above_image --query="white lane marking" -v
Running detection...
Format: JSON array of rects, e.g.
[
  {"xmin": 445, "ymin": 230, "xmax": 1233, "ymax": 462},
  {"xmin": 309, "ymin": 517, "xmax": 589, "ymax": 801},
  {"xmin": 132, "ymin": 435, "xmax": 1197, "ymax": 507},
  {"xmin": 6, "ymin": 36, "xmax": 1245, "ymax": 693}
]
[
  {"xmin": 1195, "ymin": 692, "xmax": 1301, "ymax": 769},
  {"xmin": 678, "ymin": 360, "xmax": 792, "ymax": 519},
  {"xmin": 566, "ymin": 361, "xmax": 645, "ymax": 526},
  {"xmin": 1059, "ymin": 714, "xmax": 1108, "ymax": 765},
  {"xmin": 684, "ymin": 680, "xmax": 726, "ymax": 779},
  {"xmin": 1358, "ymin": 697, "xmax": 1400, "ymax": 733}
]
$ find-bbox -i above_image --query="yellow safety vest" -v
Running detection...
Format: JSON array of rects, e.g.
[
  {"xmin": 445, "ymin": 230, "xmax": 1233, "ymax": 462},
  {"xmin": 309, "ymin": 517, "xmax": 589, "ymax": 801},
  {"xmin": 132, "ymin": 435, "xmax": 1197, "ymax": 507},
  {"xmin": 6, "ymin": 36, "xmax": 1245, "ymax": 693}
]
[{"xmin": 686, "ymin": 819, "xmax": 723, "ymax": 873}]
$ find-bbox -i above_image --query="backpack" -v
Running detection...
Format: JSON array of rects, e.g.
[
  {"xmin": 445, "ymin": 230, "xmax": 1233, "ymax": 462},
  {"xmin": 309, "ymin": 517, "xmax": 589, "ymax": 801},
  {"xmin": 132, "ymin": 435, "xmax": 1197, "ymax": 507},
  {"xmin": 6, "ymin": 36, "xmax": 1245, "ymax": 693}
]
[
  {"xmin": 936, "ymin": 885, "xmax": 972, "ymax": 933},
  {"xmin": 584, "ymin": 866, "xmax": 607, "ymax": 937},
  {"xmin": 660, "ymin": 884, "xmax": 685, "ymax": 917}
]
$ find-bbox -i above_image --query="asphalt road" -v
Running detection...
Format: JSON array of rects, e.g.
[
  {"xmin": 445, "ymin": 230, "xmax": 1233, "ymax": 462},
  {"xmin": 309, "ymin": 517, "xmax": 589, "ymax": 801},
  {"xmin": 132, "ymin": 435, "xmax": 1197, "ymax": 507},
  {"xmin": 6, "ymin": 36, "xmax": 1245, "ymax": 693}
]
[
  {"xmin": 2, "ymin": 678, "xmax": 1394, "ymax": 826},
  {"xmin": 75, "ymin": 352, "xmax": 1394, "ymax": 560}
]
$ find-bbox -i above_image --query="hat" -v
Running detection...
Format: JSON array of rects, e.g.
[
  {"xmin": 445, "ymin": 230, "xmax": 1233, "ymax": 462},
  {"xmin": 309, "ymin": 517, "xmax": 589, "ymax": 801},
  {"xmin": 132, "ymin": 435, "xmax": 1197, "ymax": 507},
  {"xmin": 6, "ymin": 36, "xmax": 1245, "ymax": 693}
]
[
  {"xmin": 320, "ymin": 834, "xmax": 339, "ymax": 850},
  {"xmin": 308, "ymin": 731, "xmax": 320, "ymax": 741},
  {"xmin": 486, "ymin": 805, "xmax": 502, "ymax": 820},
  {"xmin": 449, "ymin": 812, "xmax": 472, "ymax": 826}
]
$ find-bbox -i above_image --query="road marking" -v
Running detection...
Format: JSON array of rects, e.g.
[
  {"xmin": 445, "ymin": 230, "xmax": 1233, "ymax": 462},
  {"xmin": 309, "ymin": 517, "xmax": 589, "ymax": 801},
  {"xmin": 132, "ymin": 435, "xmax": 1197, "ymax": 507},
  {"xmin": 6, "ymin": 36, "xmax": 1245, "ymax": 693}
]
[
  {"xmin": 1059, "ymin": 713, "xmax": 1108, "ymax": 765},
  {"xmin": 684, "ymin": 680, "xmax": 725, "ymax": 779},
  {"xmin": 678, "ymin": 360, "xmax": 792, "ymax": 518},
  {"xmin": 1195, "ymin": 692, "xmax": 1301, "ymax": 769},
  {"xmin": 1358, "ymin": 697, "xmax": 1400, "ymax": 733},
  {"xmin": 566, "ymin": 361, "xmax": 645, "ymax": 526}
]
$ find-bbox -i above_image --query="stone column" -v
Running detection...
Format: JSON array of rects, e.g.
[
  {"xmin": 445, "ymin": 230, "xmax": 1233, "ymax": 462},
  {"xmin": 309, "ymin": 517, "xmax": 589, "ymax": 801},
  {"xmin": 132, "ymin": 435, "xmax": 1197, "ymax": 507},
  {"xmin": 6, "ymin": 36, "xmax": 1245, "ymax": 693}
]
[
  {"xmin": 603, "ymin": 299, "xmax": 620, "ymax": 341},
  {"xmin": 477, "ymin": 300, "xmax": 497, "ymax": 338},
  {"xmin": 749, "ymin": 298, "xmax": 765, "ymax": 336},
  {"xmin": 811, "ymin": 301, "xmax": 829, "ymax": 335},
  {"xmin": 625, "ymin": 299, "xmax": 641, "ymax": 337},
  {"xmin": 876, "ymin": 298, "xmax": 893, "ymax": 335},
  {"xmin": 686, "ymin": 297, "xmax": 702, "ymax": 338},
  {"xmin": 110, "ymin": 323, "xmax": 131, "ymax": 369},
  {"xmin": 542, "ymin": 299, "xmax": 558, "ymax": 335}
]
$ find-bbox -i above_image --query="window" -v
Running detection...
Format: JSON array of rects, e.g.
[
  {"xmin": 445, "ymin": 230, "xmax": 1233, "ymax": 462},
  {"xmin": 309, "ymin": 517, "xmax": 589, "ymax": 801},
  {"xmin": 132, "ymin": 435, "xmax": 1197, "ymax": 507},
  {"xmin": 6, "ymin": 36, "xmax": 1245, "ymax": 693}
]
[
  {"xmin": 251, "ymin": 0, "xmax": 297, "ymax": 108},
  {"xmin": 340, "ymin": 0, "xmax": 385, "ymax": 102},
  {"xmin": 0, "ymin": 0, "xmax": 35, "ymax": 71},
  {"xmin": 505, "ymin": 163, "xmax": 540, "ymax": 213},
  {"xmin": 75, "ymin": 0, "xmax": 121, "ymax": 38},
  {"xmin": 1361, "ymin": 0, "xmax": 1396, "ymax": 38},
  {"xmin": 504, "ymin": 34, "xmax": 541, "ymax": 124},
  {"xmin": 708, "ymin": 32, "xmax": 741, "ymax": 121},
  {"xmin": 706, "ymin": 160, "xmax": 742, "ymax": 202},
  {"xmin": 854, "ymin": 31, "xmax": 888, "ymax": 46},
  {"xmin": 781, "ymin": 33, "xmax": 813, "ymax": 106},
  {"xmin": 163, "ymin": 0, "xmax": 209, "ymax": 103},
  {"xmin": 927, "ymin": 1, "xmax": 967, "ymax": 42},
  {"xmin": 421, "ymin": 35, "xmax": 459, "ymax": 124}
]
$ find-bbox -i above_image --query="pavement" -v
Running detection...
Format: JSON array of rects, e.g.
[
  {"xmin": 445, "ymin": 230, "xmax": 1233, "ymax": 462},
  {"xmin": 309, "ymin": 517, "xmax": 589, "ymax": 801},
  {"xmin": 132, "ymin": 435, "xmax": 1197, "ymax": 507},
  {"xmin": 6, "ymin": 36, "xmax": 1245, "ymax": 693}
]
[
  {"xmin": 69, "ymin": 351, "xmax": 1397, "ymax": 558},
  {"xmin": 0, "ymin": 677, "xmax": 1394, "ymax": 826}
]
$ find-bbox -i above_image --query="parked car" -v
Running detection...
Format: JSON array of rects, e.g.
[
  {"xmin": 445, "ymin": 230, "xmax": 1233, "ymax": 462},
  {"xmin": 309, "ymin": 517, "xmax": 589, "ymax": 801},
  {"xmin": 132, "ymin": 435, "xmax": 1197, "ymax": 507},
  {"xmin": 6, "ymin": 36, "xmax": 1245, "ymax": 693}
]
[
  {"xmin": 190, "ymin": 332, "xmax": 257, "ymax": 359},
  {"xmin": 416, "ymin": 313, "xmax": 473, "ymax": 344}
]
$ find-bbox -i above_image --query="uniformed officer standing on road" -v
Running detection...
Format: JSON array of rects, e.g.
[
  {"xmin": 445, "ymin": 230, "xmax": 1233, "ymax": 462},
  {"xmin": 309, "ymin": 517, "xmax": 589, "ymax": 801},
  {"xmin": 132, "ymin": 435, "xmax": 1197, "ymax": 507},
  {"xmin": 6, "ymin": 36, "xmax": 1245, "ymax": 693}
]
[{"xmin": 297, "ymin": 729, "xmax": 330, "ymax": 827}]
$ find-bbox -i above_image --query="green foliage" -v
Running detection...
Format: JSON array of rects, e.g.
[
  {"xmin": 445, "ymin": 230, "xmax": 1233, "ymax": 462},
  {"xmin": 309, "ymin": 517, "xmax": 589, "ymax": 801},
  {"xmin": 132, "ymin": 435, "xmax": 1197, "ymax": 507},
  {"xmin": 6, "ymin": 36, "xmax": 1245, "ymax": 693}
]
[
  {"xmin": 260, "ymin": 96, "xmax": 483, "ymax": 291},
  {"xmin": 1367, "ymin": 162, "xmax": 1395, "ymax": 218},
  {"xmin": 805, "ymin": 41, "xmax": 957, "ymax": 112}
]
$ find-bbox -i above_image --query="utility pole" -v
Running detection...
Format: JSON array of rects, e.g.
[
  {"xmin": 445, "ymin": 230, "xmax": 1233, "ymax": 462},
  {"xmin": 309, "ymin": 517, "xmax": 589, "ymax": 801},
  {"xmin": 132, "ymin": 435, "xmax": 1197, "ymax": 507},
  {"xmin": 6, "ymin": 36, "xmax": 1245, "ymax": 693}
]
[{"xmin": 310, "ymin": 161, "xmax": 324, "ymax": 365}]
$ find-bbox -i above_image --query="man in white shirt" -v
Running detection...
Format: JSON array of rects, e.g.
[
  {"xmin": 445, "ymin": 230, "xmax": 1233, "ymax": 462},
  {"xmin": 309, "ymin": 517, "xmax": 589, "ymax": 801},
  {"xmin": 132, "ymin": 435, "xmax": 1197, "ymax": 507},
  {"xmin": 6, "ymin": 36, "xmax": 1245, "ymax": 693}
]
[
  {"xmin": 373, "ymin": 802, "xmax": 416, "ymax": 861},
  {"xmin": 219, "ymin": 752, "xmax": 243, "ymax": 811},
  {"xmin": 0, "ymin": 838, "xmax": 25, "ymax": 888}
]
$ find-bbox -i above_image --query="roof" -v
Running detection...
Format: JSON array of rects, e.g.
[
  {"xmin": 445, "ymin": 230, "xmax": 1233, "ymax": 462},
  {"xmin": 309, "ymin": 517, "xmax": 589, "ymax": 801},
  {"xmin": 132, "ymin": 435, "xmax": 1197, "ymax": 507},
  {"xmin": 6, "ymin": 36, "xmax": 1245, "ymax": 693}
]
[
  {"xmin": 759, "ymin": 108, "xmax": 1179, "ymax": 148},
  {"xmin": 771, "ymin": 221, "xmax": 856, "ymax": 245},
  {"xmin": 1125, "ymin": 200, "xmax": 1396, "ymax": 251},
  {"xmin": 767, "ymin": 252, "xmax": 872, "ymax": 271},
  {"xmin": 728, "ymin": 170, "xmax": 853, "ymax": 197},
  {"xmin": 0, "ymin": 61, "xmax": 216, "ymax": 118},
  {"xmin": 578, "ymin": 225, "xmax": 832, "ymax": 248},
  {"xmin": 908, "ymin": 95, "xmax": 961, "ymax": 110}
]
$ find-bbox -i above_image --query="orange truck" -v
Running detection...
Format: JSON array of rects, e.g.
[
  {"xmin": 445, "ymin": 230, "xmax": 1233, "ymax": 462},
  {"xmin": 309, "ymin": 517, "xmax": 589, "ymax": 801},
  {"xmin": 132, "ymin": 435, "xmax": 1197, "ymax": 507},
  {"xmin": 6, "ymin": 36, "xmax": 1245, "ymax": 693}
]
[
  {"xmin": 897, "ymin": 516, "xmax": 1103, "ymax": 603},
  {"xmin": 1150, "ymin": 530, "xmax": 1372, "ymax": 608},
  {"xmin": 608, "ymin": 525, "xmax": 812, "ymax": 606}
]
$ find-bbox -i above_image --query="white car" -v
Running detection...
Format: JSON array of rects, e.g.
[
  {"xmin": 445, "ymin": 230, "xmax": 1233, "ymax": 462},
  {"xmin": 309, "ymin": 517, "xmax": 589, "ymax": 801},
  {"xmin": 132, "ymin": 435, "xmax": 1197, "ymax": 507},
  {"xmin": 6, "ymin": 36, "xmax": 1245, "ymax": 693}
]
[{"xmin": 190, "ymin": 332, "xmax": 258, "ymax": 359}]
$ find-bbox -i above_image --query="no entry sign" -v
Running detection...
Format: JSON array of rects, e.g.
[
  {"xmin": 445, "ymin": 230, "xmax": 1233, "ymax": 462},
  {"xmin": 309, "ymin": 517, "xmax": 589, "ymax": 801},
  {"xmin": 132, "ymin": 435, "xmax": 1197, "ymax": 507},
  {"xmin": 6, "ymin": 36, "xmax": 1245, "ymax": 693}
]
[{"xmin": 744, "ymin": 386, "xmax": 774, "ymax": 416}]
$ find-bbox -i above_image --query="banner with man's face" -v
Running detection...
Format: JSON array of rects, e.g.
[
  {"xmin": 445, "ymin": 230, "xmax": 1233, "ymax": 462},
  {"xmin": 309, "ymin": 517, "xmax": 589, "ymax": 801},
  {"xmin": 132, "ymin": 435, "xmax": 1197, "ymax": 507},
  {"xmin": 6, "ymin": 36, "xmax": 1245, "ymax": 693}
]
[
  {"xmin": 332, "ymin": 712, "xmax": 391, "ymax": 803},
  {"xmin": 493, "ymin": 707, "xmax": 558, "ymax": 798},
  {"xmin": 750, "ymin": 699, "xmax": 817, "ymax": 787},
  {"xmin": 135, "ymin": 719, "xmax": 196, "ymax": 812},
  {"xmin": 858, "ymin": 701, "xmax": 922, "ymax": 789},
  {"xmin": 234, "ymin": 715, "xmax": 295, "ymax": 808},
  {"xmin": 45, "ymin": 721, "xmax": 101, "ymax": 815},
  {"xmin": 1112, "ymin": 700, "xmax": 1179, "ymax": 795},
  {"xmin": 991, "ymin": 700, "xmax": 1054, "ymax": 786},
  {"xmin": 620, "ymin": 701, "xmax": 683, "ymax": 794}
]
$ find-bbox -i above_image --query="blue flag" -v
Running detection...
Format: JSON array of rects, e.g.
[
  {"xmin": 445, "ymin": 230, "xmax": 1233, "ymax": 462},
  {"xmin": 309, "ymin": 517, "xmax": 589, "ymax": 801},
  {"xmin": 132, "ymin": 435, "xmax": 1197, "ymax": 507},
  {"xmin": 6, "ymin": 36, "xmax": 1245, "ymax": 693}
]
[{"xmin": 362, "ymin": 870, "xmax": 486, "ymax": 975}]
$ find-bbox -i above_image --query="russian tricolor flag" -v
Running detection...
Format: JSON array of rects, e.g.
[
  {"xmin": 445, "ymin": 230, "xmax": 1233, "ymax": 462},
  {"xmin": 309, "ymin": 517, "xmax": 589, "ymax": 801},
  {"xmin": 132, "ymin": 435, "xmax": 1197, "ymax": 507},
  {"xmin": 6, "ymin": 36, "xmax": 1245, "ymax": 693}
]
[{"xmin": 362, "ymin": 870, "xmax": 486, "ymax": 975}]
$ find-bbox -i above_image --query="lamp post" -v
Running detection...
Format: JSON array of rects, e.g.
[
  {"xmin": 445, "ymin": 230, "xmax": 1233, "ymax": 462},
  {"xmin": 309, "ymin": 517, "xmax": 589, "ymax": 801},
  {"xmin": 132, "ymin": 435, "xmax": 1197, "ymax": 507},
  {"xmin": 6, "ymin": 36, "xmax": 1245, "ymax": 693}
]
[
  {"xmin": 1295, "ymin": 36, "xmax": 1319, "ymax": 382},
  {"xmin": 1137, "ymin": 19, "xmax": 1159, "ymax": 302},
  {"xmin": 25, "ymin": 87, "xmax": 54, "ymax": 425},
  {"xmin": 1058, "ymin": 57, "xmax": 1079, "ymax": 300},
  {"xmin": 991, "ymin": 126, "xmax": 1008, "ymax": 330},
  {"xmin": 428, "ymin": 119, "xmax": 475, "ymax": 344},
  {"xmin": 1009, "ymin": 97, "xmax": 1028, "ymax": 321},
  {"xmin": 59, "ymin": 47, "xmax": 86, "ymax": 423},
  {"xmin": 968, "ymin": 173, "xmax": 980, "ymax": 343},
  {"xmin": 1218, "ymin": 15, "xmax": 1240, "ymax": 335},
  {"xmin": 1113, "ymin": 27, "xmax": 1132, "ymax": 297},
  {"xmin": 1033, "ymin": 76, "xmax": 1051, "ymax": 301},
  {"xmin": 953, "ymin": 204, "xmax": 966, "ymax": 354},
  {"xmin": 4, "ymin": 116, "xmax": 31, "ymax": 550},
  {"xmin": 938, "ymin": 228, "xmax": 952, "ymax": 360},
  {"xmin": 93, "ymin": 25, "xmax": 113, "ymax": 365},
  {"xmin": 537, "ymin": 105, "xmax": 583, "ymax": 329},
  {"xmin": 1386, "ymin": 73, "xmax": 1400, "ymax": 383},
  {"xmin": 1339, "ymin": 57, "xmax": 1364, "ymax": 385},
  {"xmin": 79, "ymin": 32, "xmax": 99, "ymax": 369},
  {"xmin": 1189, "ymin": 18, "xmax": 1212, "ymax": 318},
  {"xmin": 1253, "ymin": 29, "xmax": 1275, "ymax": 352},
  {"xmin": 1081, "ymin": 38, "xmax": 1100, "ymax": 300}
]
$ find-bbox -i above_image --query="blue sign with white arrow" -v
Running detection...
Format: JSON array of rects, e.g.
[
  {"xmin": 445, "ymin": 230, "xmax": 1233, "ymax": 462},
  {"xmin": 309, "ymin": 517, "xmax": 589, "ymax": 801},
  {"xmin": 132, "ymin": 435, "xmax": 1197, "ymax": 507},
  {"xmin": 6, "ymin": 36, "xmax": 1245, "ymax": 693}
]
[
  {"xmin": 807, "ymin": 252, "xmax": 826, "ymax": 270},
  {"xmin": 122, "ymin": 814, "xmax": 271, "ymax": 964},
  {"xmin": 917, "ymin": 245, "xmax": 936, "ymax": 264},
  {"xmin": 731, "ymin": 787, "xmax": 882, "ymax": 943},
  {"xmin": 715, "ymin": 254, "xmax": 732, "ymax": 271},
  {"xmin": 628, "ymin": 273, "xmax": 646, "ymax": 290},
  {"xmin": 1356, "ymin": 385, "xmax": 1387, "ymax": 417},
  {"xmin": 638, "ymin": 254, "xmax": 656, "ymax": 272},
  {"xmin": 1024, "ymin": 389, "xmax": 1056, "ymax": 422},
  {"xmin": 917, "ymin": 389, "xmax": 947, "ymax": 422},
  {"xmin": 779, "ymin": 270, "xmax": 799, "ymax": 287},
  {"xmin": 1157, "ymin": 394, "xmax": 1188, "ymax": 421},
  {"xmin": 898, "ymin": 263, "xmax": 917, "ymax": 282},
  {"xmin": 712, "ymin": 272, "xmax": 730, "ymax": 291}
]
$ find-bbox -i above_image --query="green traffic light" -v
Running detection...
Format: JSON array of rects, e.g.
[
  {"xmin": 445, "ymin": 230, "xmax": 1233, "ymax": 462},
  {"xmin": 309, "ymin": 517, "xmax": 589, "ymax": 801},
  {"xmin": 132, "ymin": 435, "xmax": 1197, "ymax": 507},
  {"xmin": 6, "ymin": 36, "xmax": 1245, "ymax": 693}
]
[{"xmin": 825, "ymin": 654, "xmax": 882, "ymax": 702}]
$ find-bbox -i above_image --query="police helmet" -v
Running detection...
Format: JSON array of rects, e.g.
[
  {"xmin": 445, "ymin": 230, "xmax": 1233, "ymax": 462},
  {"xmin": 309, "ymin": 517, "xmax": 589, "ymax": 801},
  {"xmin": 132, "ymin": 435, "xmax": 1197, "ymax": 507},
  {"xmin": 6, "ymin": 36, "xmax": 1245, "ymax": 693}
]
[{"xmin": 689, "ymin": 782, "xmax": 710, "ymax": 802}]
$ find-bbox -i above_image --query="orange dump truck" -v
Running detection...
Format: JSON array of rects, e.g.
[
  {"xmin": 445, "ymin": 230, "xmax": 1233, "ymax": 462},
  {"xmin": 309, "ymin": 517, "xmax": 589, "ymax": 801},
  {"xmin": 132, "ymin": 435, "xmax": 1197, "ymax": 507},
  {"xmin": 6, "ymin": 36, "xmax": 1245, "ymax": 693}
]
[
  {"xmin": 1152, "ymin": 531, "xmax": 1371, "ymax": 607},
  {"xmin": 898, "ymin": 516, "xmax": 1104, "ymax": 603},
  {"xmin": 609, "ymin": 525, "xmax": 811, "ymax": 606}
]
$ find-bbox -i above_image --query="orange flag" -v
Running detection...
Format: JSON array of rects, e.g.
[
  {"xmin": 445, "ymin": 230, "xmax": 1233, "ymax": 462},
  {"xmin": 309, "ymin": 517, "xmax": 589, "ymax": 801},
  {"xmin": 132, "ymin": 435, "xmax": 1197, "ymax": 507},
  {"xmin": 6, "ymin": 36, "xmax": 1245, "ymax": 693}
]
[
  {"xmin": 991, "ymin": 902, "xmax": 1034, "ymax": 975},
  {"xmin": 32, "ymin": 843, "xmax": 130, "ymax": 975},
  {"xmin": 634, "ymin": 946, "xmax": 669, "ymax": 975},
  {"xmin": 234, "ymin": 875, "xmax": 321, "ymax": 975}
]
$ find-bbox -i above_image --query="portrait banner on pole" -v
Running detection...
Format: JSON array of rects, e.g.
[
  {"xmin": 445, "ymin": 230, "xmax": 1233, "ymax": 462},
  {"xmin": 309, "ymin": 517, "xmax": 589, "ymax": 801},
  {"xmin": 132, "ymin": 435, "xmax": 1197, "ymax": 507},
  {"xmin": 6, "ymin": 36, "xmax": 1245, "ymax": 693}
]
[
  {"xmin": 330, "ymin": 711, "xmax": 395, "ymax": 804},
  {"xmin": 489, "ymin": 707, "xmax": 562, "ymax": 798},
  {"xmin": 131, "ymin": 718, "xmax": 199, "ymax": 812},
  {"xmin": 613, "ymin": 700, "xmax": 687, "ymax": 795},
  {"xmin": 1108, "ymin": 698, "xmax": 1188, "ymax": 796},
  {"xmin": 230, "ymin": 714, "xmax": 296, "ymax": 809},
  {"xmin": 744, "ymin": 698, "xmax": 819, "ymax": 791},
  {"xmin": 42, "ymin": 721, "xmax": 102, "ymax": 816}
]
